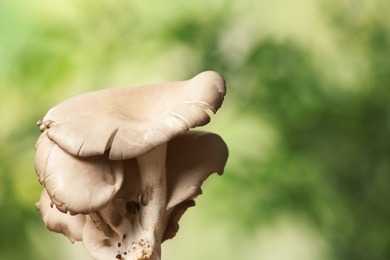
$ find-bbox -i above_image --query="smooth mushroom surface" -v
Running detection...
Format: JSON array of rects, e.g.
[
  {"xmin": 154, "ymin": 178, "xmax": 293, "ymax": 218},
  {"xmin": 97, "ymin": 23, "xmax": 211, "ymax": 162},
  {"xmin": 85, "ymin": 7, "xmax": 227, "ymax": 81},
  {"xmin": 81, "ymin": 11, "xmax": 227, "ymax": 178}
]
[{"xmin": 35, "ymin": 71, "xmax": 228, "ymax": 260}]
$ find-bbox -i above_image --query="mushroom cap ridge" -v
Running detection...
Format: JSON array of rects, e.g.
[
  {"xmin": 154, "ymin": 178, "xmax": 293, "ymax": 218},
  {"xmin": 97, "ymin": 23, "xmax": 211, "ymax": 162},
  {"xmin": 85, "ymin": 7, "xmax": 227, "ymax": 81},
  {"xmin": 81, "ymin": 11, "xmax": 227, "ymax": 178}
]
[{"xmin": 40, "ymin": 71, "xmax": 226, "ymax": 160}]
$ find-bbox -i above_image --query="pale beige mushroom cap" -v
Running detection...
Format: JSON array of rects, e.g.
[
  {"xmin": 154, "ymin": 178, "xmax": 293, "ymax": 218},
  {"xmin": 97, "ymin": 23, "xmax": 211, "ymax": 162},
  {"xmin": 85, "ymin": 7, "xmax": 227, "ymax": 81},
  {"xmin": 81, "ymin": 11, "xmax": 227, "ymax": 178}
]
[
  {"xmin": 163, "ymin": 130, "xmax": 228, "ymax": 240},
  {"xmin": 39, "ymin": 71, "xmax": 226, "ymax": 160},
  {"xmin": 35, "ymin": 132, "xmax": 124, "ymax": 214}
]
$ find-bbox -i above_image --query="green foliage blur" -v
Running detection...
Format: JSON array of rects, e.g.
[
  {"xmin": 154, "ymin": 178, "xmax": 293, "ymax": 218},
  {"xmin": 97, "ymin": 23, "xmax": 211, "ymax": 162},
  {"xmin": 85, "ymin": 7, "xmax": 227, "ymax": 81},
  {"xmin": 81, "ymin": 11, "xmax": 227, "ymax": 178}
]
[{"xmin": 1, "ymin": 0, "xmax": 389, "ymax": 259}]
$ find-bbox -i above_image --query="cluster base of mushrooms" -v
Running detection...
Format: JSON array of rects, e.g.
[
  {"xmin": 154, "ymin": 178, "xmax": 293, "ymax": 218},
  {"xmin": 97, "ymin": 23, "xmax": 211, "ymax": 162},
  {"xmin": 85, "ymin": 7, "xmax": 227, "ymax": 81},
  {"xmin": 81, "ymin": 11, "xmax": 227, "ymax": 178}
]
[{"xmin": 34, "ymin": 71, "xmax": 228, "ymax": 260}]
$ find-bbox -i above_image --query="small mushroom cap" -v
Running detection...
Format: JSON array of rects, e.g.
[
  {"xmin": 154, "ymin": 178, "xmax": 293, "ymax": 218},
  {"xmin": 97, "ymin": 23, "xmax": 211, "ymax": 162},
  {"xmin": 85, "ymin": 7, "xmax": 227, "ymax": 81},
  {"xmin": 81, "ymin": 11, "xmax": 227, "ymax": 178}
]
[
  {"xmin": 36, "ymin": 189, "xmax": 86, "ymax": 242},
  {"xmin": 39, "ymin": 71, "xmax": 226, "ymax": 160},
  {"xmin": 165, "ymin": 130, "xmax": 228, "ymax": 209},
  {"xmin": 163, "ymin": 130, "xmax": 228, "ymax": 240},
  {"xmin": 35, "ymin": 132, "xmax": 124, "ymax": 214}
]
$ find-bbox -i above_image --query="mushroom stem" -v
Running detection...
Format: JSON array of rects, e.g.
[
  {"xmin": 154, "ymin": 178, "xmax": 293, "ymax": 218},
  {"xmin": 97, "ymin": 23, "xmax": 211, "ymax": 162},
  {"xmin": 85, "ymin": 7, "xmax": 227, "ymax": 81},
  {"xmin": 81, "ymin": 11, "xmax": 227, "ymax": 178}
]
[{"xmin": 136, "ymin": 143, "xmax": 167, "ymax": 257}]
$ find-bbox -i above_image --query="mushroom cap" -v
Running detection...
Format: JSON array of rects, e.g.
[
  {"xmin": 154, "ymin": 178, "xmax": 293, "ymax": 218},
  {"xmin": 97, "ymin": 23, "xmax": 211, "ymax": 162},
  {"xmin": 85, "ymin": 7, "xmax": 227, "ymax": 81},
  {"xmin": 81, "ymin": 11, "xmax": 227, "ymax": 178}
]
[
  {"xmin": 165, "ymin": 130, "xmax": 228, "ymax": 209},
  {"xmin": 163, "ymin": 130, "xmax": 228, "ymax": 240},
  {"xmin": 35, "ymin": 132, "xmax": 124, "ymax": 214},
  {"xmin": 39, "ymin": 71, "xmax": 226, "ymax": 160}
]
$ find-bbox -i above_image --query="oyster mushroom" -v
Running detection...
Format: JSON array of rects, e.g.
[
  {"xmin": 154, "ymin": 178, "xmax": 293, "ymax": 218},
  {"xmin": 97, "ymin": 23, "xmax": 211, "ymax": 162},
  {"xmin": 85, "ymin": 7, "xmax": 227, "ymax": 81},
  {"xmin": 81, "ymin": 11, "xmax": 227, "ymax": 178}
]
[{"xmin": 35, "ymin": 71, "xmax": 228, "ymax": 260}]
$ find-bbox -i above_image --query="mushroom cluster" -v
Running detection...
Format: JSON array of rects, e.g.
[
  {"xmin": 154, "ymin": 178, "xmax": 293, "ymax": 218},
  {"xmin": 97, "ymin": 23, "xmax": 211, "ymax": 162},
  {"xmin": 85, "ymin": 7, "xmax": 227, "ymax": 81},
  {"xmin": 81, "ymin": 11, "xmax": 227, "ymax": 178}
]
[{"xmin": 34, "ymin": 71, "xmax": 228, "ymax": 260}]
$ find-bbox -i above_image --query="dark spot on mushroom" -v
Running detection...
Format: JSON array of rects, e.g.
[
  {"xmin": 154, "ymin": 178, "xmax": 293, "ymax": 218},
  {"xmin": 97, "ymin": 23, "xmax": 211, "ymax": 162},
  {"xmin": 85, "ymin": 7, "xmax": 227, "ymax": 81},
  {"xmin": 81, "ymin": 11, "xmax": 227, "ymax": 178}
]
[
  {"xmin": 103, "ymin": 239, "xmax": 111, "ymax": 247},
  {"xmin": 126, "ymin": 201, "xmax": 140, "ymax": 215},
  {"xmin": 124, "ymin": 252, "xmax": 127, "ymax": 255},
  {"xmin": 115, "ymin": 254, "xmax": 122, "ymax": 259},
  {"xmin": 123, "ymin": 234, "xmax": 126, "ymax": 239},
  {"xmin": 118, "ymin": 242, "xmax": 121, "ymax": 247}
]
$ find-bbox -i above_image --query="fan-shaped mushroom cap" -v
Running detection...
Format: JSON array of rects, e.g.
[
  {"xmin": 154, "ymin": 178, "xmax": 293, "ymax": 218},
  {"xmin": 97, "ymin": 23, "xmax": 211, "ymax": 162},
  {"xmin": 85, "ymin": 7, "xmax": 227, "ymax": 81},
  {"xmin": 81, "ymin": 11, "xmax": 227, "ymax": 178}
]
[
  {"xmin": 35, "ymin": 132, "xmax": 124, "ymax": 214},
  {"xmin": 163, "ymin": 130, "xmax": 228, "ymax": 240},
  {"xmin": 166, "ymin": 130, "xmax": 228, "ymax": 209},
  {"xmin": 39, "ymin": 71, "xmax": 226, "ymax": 160}
]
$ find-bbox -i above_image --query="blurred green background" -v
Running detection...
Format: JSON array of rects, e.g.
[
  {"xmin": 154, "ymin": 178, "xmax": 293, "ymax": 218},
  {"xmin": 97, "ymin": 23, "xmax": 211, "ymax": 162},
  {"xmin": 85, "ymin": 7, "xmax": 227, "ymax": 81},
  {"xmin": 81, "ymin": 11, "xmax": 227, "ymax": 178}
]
[{"xmin": 1, "ymin": 0, "xmax": 390, "ymax": 259}]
